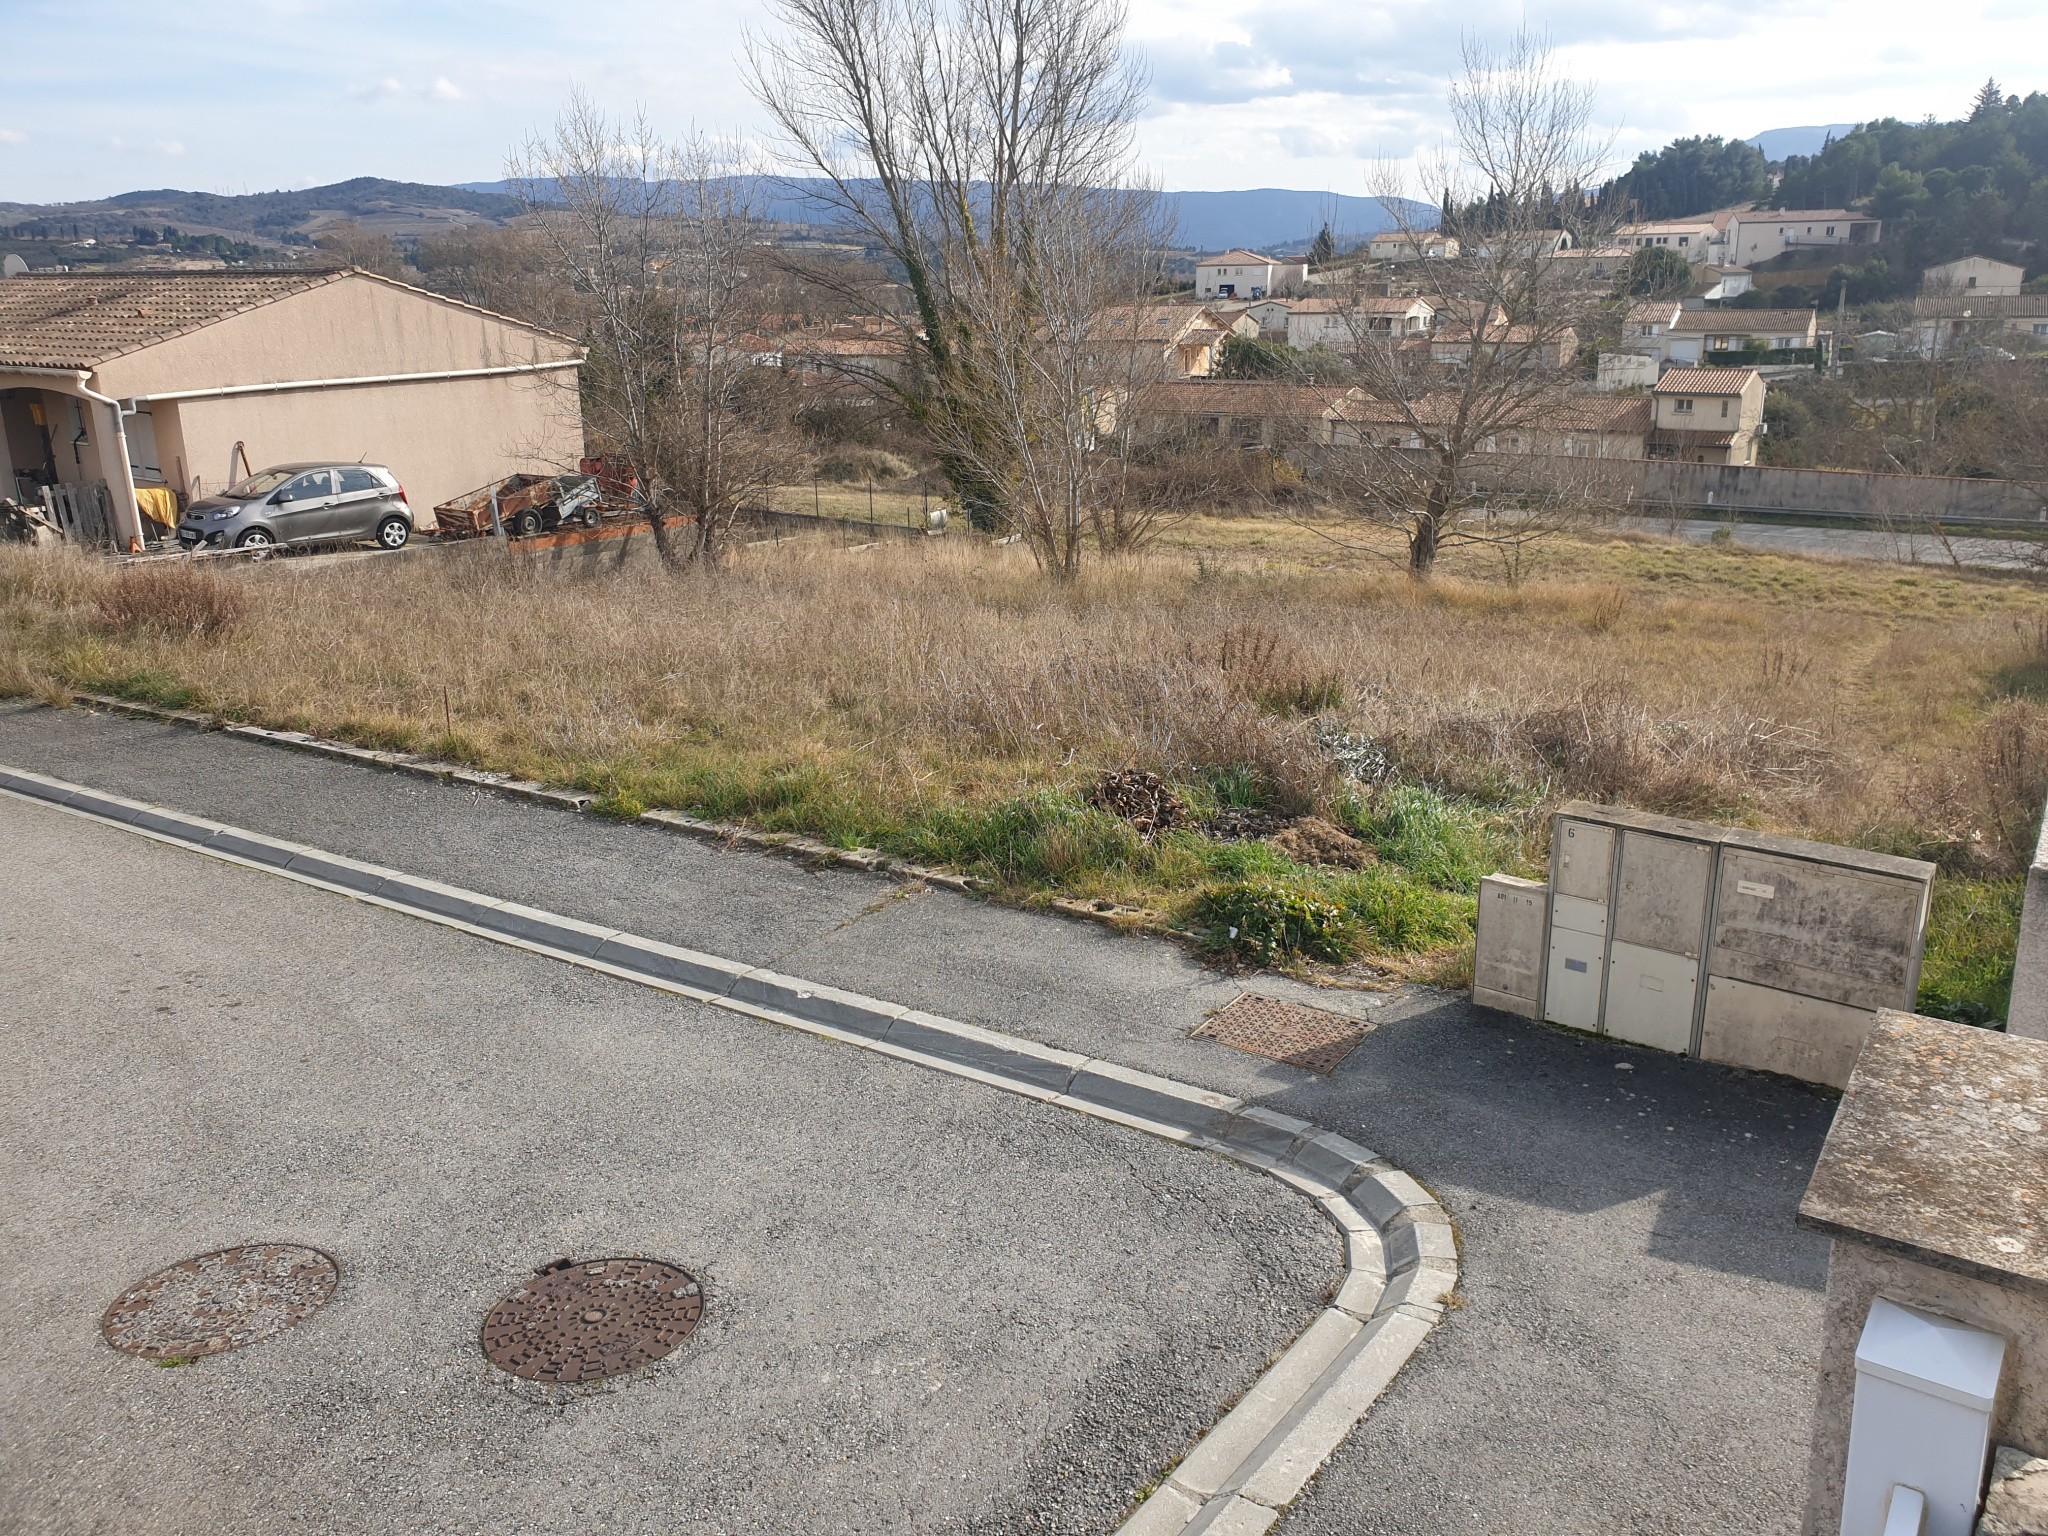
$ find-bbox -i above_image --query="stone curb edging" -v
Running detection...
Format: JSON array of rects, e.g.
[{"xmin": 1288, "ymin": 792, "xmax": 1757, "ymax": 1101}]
[{"xmin": 0, "ymin": 763, "xmax": 1456, "ymax": 1535}]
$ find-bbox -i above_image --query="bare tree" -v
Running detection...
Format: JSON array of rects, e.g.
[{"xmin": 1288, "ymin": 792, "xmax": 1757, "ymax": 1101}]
[
  {"xmin": 1318, "ymin": 30, "xmax": 1620, "ymax": 575},
  {"xmin": 747, "ymin": 0, "xmax": 1164, "ymax": 568},
  {"xmin": 511, "ymin": 95, "xmax": 799, "ymax": 568}
]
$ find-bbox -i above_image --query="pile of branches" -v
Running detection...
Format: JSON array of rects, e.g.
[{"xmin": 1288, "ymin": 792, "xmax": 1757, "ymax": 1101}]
[{"xmin": 1088, "ymin": 769, "xmax": 1187, "ymax": 839}]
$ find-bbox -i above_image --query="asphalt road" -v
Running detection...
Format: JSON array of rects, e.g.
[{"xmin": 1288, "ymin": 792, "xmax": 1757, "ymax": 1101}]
[
  {"xmin": 0, "ymin": 790, "xmax": 1337, "ymax": 1536},
  {"xmin": 0, "ymin": 702, "xmax": 1839, "ymax": 1533}
]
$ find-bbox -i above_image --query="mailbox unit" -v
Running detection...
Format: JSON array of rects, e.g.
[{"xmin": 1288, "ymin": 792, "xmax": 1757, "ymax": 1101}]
[{"xmin": 1475, "ymin": 802, "xmax": 1935, "ymax": 1087}]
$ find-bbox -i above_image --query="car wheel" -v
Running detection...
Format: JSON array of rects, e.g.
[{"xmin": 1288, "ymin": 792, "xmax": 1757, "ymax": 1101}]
[
  {"xmin": 511, "ymin": 509, "xmax": 542, "ymax": 537},
  {"xmin": 375, "ymin": 515, "xmax": 410, "ymax": 550},
  {"xmin": 235, "ymin": 528, "xmax": 275, "ymax": 554},
  {"xmin": 579, "ymin": 505, "xmax": 602, "ymax": 529}
]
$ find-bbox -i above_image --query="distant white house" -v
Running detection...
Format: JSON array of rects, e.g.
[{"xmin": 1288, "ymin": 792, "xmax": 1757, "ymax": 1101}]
[
  {"xmin": 1284, "ymin": 296, "xmax": 1434, "ymax": 352},
  {"xmin": 1367, "ymin": 231, "xmax": 1459, "ymax": 263},
  {"xmin": 1193, "ymin": 250, "xmax": 1308, "ymax": 300},
  {"xmin": 1614, "ymin": 219, "xmax": 1727, "ymax": 264},
  {"xmin": 1921, "ymin": 257, "xmax": 2025, "ymax": 298},
  {"xmin": 1700, "ymin": 265, "xmax": 1752, "ymax": 302}
]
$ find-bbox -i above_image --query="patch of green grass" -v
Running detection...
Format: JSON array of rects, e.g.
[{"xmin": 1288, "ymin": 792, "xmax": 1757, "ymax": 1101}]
[
  {"xmin": 1347, "ymin": 784, "xmax": 1513, "ymax": 894},
  {"xmin": 1196, "ymin": 877, "xmax": 1355, "ymax": 966},
  {"xmin": 1917, "ymin": 877, "xmax": 2023, "ymax": 1027},
  {"xmin": 86, "ymin": 666, "xmax": 205, "ymax": 712}
]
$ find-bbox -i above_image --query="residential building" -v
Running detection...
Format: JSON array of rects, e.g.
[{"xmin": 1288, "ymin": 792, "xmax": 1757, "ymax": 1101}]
[
  {"xmin": 1700, "ymin": 265, "xmax": 1753, "ymax": 302},
  {"xmin": 1132, "ymin": 380, "xmax": 1332, "ymax": 449},
  {"xmin": 1240, "ymin": 298, "xmax": 1295, "ymax": 339},
  {"xmin": 1091, "ymin": 304, "xmax": 1258, "ymax": 380},
  {"xmin": 1595, "ymin": 352, "xmax": 1660, "ymax": 391},
  {"xmin": 0, "ymin": 268, "xmax": 584, "ymax": 549},
  {"xmin": 1539, "ymin": 245, "xmax": 1632, "ymax": 282},
  {"xmin": 1669, "ymin": 307, "xmax": 1820, "ymax": 363},
  {"xmin": 1284, "ymin": 296, "xmax": 1434, "ymax": 352},
  {"xmin": 1366, "ymin": 231, "xmax": 1460, "ymax": 263},
  {"xmin": 1921, "ymin": 257, "xmax": 2025, "ymax": 298},
  {"xmin": 1724, "ymin": 209, "xmax": 1879, "ymax": 266},
  {"xmin": 1193, "ymin": 250, "xmax": 1309, "ymax": 300},
  {"xmin": 1614, "ymin": 219, "xmax": 1725, "ymax": 264},
  {"xmin": 1321, "ymin": 390, "xmax": 1653, "ymax": 458},
  {"xmin": 1428, "ymin": 319, "xmax": 1579, "ymax": 371},
  {"xmin": 1622, "ymin": 299, "xmax": 1685, "ymax": 346},
  {"xmin": 1910, "ymin": 292, "xmax": 2048, "ymax": 354},
  {"xmin": 1648, "ymin": 366, "xmax": 1766, "ymax": 465}
]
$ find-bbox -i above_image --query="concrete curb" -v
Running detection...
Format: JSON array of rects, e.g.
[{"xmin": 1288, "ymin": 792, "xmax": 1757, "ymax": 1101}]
[{"xmin": 0, "ymin": 762, "xmax": 1455, "ymax": 1533}]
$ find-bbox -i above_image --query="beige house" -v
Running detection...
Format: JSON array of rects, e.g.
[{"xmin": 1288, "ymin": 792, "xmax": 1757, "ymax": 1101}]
[
  {"xmin": 1193, "ymin": 250, "xmax": 1308, "ymax": 301},
  {"xmin": 0, "ymin": 268, "xmax": 584, "ymax": 549},
  {"xmin": 1284, "ymin": 296, "xmax": 1434, "ymax": 352},
  {"xmin": 1671, "ymin": 307, "xmax": 1820, "ymax": 361},
  {"xmin": 1321, "ymin": 391, "xmax": 1652, "ymax": 458},
  {"xmin": 1725, "ymin": 208, "xmax": 1879, "ymax": 266},
  {"xmin": 1921, "ymin": 256, "xmax": 2025, "ymax": 298},
  {"xmin": 1367, "ymin": 231, "xmax": 1459, "ymax": 263},
  {"xmin": 1615, "ymin": 219, "xmax": 1725, "ymax": 263},
  {"xmin": 1649, "ymin": 366, "xmax": 1765, "ymax": 465},
  {"xmin": 1092, "ymin": 304, "xmax": 1258, "ymax": 380},
  {"xmin": 1911, "ymin": 292, "xmax": 2048, "ymax": 354},
  {"xmin": 1132, "ymin": 380, "xmax": 1331, "ymax": 449}
]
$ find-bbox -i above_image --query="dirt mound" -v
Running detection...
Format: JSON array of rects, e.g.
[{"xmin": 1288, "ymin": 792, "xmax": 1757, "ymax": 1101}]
[{"xmin": 1266, "ymin": 816, "xmax": 1376, "ymax": 869}]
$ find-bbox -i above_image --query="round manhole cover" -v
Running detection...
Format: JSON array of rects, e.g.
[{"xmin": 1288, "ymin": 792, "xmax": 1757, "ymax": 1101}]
[
  {"xmin": 102, "ymin": 1245, "xmax": 340, "ymax": 1360},
  {"xmin": 481, "ymin": 1258, "xmax": 703, "ymax": 1384}
]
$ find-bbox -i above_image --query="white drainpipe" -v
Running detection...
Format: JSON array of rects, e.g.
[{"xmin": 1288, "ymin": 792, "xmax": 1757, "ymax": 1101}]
[{"xmin": 70, "ymin": 374, "xmax": 145, "ymax": 553}]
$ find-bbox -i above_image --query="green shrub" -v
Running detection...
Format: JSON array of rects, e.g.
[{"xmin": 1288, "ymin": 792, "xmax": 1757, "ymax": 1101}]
[
  {"xmin": 1197, "ymin": 878, "xmax": 1355, "ymax": 966},
  {"xmin": 1330, "ymin": 866, "xmax": 1474, "ymax": 953},
  {"xmin": 1917, "ymin": 877, "xmax": 2022, "ymax": 1026},
  {"xmin": 1351, "ymin": 785, "xmax": 1500, "ymax": 893}
]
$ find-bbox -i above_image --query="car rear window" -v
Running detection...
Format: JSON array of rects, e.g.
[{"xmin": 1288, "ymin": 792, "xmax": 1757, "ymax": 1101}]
[{"xmin": 337, "ymin": 468, "xmax": 383, "ymax": 494}]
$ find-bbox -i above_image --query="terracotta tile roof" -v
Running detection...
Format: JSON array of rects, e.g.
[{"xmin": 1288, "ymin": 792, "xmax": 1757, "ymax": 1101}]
[
  {"xmin": 0, "ymin": 269, "xmax": 347, "ymax": 369},
  {"xmin": 1913, "ymin": 293, "xmax": 2048, "ymax": 318},
  {"xmin": 1198, "ymin": 250, "xmax": 1293, "ymax": 267},
  {"xmin": 1650, "ymin": 427, "xmax": 1740, "ymax": 448},
  {"xmin": 1653, "ymin": 367, "xmax": 1760, "ymax": 395},
  {"xmin": 1136, "ymin": 381, "xmax": 1334, "ymax": 415},
  {"xmin": 1671, "ymin": 309, "xmax": 1817, "ymax": 335}
]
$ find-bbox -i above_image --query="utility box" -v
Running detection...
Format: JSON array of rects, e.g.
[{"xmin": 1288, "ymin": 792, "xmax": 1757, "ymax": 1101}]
[
  {"xmin": 1474, "ymin": 802, "xmax": 1935, "ymax": 1087},
  {"xmin": 1473, "ymin": 874, "xmax": 1545, "ymax": 1019},
  {"xmin": 1839, "ymin": 1298, "xmax": 2004, "ymax": 1536}
]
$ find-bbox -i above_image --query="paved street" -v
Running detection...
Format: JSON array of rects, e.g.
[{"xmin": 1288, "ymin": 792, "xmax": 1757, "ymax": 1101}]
[
  {"xmin": 0, "ymin": 702, "xmax": 1840, "ymax": 1533},
  {"xmin": 0, "ymin": 792, "xmax": 1335, "ymax": 1536}
]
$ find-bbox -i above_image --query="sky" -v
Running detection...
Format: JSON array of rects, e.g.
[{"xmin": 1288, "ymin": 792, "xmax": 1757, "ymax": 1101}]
[{"xmin": 1, "ymin": 0, "xmax": 2042, "ymax": 206}]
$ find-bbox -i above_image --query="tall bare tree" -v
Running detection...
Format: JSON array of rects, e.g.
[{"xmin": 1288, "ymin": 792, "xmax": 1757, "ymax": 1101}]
[
  {"xmin": 747, "ymin": 0, "xmax": 1164, "ymax": 567},
  {"xmin": 1320, "ymin": 31, "xmax": 1620, "ymax": 575},
  {"xmin": 511, "ymin": 96, "xmax": 798, "ymax": 568}
]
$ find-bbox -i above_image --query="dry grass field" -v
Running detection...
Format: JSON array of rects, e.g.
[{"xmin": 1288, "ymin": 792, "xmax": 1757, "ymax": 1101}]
[{"xmin": 3, "ymin": 514, "xmax": 2042, "ymax": 1019}]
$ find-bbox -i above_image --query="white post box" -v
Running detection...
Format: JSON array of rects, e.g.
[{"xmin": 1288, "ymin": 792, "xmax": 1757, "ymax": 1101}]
[{"xmin": 1839, "ymin": 1298, "xmax": 2005, "ymax": 1536}]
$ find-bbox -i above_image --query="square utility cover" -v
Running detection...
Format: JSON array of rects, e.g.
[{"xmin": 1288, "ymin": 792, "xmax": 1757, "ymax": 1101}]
[{"xmin": 1196, "ymin": 994, "xmax": 1376, "ymax": 1075}]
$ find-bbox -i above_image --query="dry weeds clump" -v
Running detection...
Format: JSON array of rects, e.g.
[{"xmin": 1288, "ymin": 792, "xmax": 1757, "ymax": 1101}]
[
  {"xmin": 1, "ymin": 531, "xmax": 2042, "ymax": 1002},
  {"xmin": 94, "ymin": 564, "xmax": 247, "ymax": 639}
]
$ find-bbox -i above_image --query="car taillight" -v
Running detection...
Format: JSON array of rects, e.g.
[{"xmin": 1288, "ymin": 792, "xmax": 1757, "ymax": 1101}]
[{"xmin": 395, "ymin": 485, "xmax": 409, "ymax": 505}]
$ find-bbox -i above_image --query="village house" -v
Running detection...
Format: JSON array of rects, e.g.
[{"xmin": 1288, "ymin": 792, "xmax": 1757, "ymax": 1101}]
[
  {"xmin": 1648, "ymin": 366, "xmax": 1766, "ymax": 465},
  {"xmin": 1427, "ymin": 319, "xmax": 1579, "ymax": 371},
  {"xmin": 1669, "ymin": 307, "xmax": 1822, "ymax": 364},
  {"xmin": 1284, "ymin": 296, "xmax": 1435, "ymax": 352},
  {"xmin": 1723, "ymin": 208, "xmax": 1880, "ymax": 266},
  {"xmin": 1320, "ymin": 390, "xmax": 1653, "ymax": 459},
  {"xmin": 1193, "ymin": 250, "xmax": 1309, "ymax": 301},
  {"xmin": 0, "ymin": 267, "xmax": 584, "ymax": 550},
  {"xmin": 1092, "ymin": 304, "xmax": 1260, "ymax": 380},
  {"xmin": 1614, "ymin": 218, "xmax": 1727, "ymax": 263},
  {"xmin": 1910, "ymin": 291, "xmax": 2048, "ymax": 354},
  {"xmin": 1921, "ymin": 256, "xmax": 2025, "ymax": 298},
  {"xmin": 1131, "ymin": 380, "xmax": 1332, "ymax": 450},
  {"xmin": 1699, "ymin": 264, "xmax": 1753, "ymax": 302},
  {"xmin": 1366, "ymin": 231, "xmax": 1460, "ymax": 263}
]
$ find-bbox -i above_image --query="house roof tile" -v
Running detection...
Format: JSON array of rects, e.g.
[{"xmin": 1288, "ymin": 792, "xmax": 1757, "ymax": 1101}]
[
  {"xmin": 0, "ymin": 269, "xmax": 349, "ymax": 369},
  {"xmin": 1653, "ymin": 366, "xmax": 1761, "ymax": 395},
  {"xmin": 1671, "ymin": 308, "xmax": 1817, "ymax": 335}
]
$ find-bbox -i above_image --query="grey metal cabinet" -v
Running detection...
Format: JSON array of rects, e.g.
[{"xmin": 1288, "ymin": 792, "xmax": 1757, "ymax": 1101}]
[{"xmin": 1476, "ymin": 802, "xmax": 1935, "ymax": 1087}]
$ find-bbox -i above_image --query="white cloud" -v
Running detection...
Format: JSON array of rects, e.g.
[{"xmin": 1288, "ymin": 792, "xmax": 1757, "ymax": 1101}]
[
  {"xmin": 431, "ymin": 76, "xmax": 465, "ymax": 102},
  {"xmin": 0, "ymin": 128, "xmax": 27, "ymax": 146}
]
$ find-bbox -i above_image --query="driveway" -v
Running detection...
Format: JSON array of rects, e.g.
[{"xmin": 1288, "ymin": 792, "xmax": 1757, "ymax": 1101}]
[{"xmin": 0, "ymin": 702, "xmax": 1837, "ymax": 1533}]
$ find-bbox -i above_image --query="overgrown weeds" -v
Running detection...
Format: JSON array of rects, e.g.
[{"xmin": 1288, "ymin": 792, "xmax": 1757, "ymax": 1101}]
[{"xmin": 2, "ymin": 527, "xmax": 2042, "ymax": 1000}]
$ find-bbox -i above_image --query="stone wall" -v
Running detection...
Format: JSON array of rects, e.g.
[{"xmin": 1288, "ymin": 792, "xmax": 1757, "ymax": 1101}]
[
  {"xmin": 2010, "ymin": 798, "xmax": 2048, "ymax": 1042},
  {"xmin": 1632, "ymin": 460, "xmax": 2048, "ymax": 525}
]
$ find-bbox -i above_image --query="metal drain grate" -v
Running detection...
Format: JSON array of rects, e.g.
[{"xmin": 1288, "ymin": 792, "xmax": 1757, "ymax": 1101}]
[
  {"xmin": 481, "ymin": 1258, "xmax": 703, "ymax": 1384},
  {"xmin": 102, "ymin": 1245, "xmax": 340, "ymax": 1360},
  {"xmin": 1195, "ymin": 993, "xmax": 1377, "ymax": 1075}
]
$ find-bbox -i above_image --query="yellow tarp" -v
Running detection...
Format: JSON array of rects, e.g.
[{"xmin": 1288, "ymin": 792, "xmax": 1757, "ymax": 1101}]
[{"xmin": 134, "ymin": 487, "xmax": 179, "ymax": 533}]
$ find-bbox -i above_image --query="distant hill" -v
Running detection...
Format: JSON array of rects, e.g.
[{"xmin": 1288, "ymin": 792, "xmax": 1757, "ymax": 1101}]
[
  {"xmin": 458, "ymin": 178, "xmax": 1434, "ymax": 255},
  {"xmin": 1744, "ymin": 125, "xmax": 1860, "ymax": 161},
  {"xmin": 4, "ymin": 172, "xmax": 1431, "ymax": 260},
  {"xmin": 0, "ymin": 178, "xmax": 526, "ymax": 248}
]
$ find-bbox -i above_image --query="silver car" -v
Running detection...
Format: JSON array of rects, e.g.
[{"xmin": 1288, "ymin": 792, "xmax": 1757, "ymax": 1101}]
[{"xmin": 176, "ymin": 462, "xmax": 414, "ymax": 553}]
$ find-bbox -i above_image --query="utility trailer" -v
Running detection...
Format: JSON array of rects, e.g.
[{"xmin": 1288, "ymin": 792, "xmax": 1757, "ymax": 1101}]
[{"xmin": 434, "ymin": 473, "xmax": 602, "ymax": 540}]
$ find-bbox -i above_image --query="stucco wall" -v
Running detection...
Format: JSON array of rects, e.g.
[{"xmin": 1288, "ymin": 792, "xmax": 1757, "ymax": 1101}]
[
  {"xmin": 95, "ymin": 273, "xmax": 580, "ymax": 397},
  {"xmin": 162, "ymin": 370, "xmax": 584, "ymax": 521},
  {"xmin": 2010, "ymin": 798, "xmax": 2048, "ymax": 1042},
  {"xmin": 1801, "ymin": 1241, "xmax": 2048, "ymax": 1535}
]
